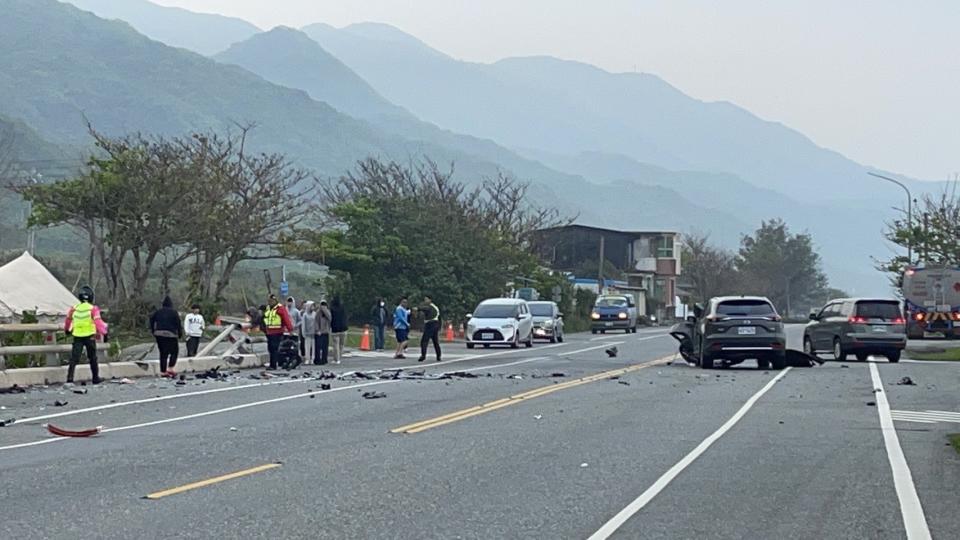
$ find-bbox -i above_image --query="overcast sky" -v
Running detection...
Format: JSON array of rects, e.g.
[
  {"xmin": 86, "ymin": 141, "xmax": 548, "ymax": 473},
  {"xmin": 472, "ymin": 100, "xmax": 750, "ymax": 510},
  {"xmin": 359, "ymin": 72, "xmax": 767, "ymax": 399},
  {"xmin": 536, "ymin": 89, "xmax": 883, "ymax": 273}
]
[{"xmin": 155, "ymin": 0, "xmax": 959, "ymax": 181}]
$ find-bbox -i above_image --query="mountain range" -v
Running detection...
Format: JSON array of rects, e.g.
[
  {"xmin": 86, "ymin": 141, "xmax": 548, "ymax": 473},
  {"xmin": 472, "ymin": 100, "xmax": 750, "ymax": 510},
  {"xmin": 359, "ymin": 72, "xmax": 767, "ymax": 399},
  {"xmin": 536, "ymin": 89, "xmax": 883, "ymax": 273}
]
[{"xmin": 2, "ymin": 0, "xmax": 931, "ymax": 293}]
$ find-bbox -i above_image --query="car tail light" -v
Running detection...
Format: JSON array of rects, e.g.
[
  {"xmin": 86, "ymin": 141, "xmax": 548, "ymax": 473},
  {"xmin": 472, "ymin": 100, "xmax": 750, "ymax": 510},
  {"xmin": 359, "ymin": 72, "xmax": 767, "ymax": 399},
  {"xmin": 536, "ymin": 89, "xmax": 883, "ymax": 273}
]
[
  {"xmin": 892, "ymin": 317, "xmax": 905, "ymax": 324},
  {"xmin": 848, "ymin": 316, "xmax": 867, "ymax": 323},
  {"xmin": 914, "ymin": 312, "xmax": 925, "ymax": 321}
]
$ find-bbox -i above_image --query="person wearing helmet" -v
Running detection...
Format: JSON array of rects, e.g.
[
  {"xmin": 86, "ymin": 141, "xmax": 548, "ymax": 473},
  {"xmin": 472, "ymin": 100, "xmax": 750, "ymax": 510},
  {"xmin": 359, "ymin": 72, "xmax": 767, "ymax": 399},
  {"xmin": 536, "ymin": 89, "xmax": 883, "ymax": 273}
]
[{"xmin": 64, "ymin": 286, "xmax": 108, "ymax": 384}]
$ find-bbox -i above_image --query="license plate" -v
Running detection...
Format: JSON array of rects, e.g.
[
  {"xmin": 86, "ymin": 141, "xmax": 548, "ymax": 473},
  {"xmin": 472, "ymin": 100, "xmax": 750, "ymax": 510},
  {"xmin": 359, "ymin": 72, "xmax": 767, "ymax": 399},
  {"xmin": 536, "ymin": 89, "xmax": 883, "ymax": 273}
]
[
  {"xmin": 481, "ymin": 332, "xmax": 494, "ymax": 340},
  {"xmin": 872, "ymin": 325, "xmax": 888, "ymax": 333},
  {"xmin": 738, "ymin": 327, "xmax": 756, "ymax": 335},
  {"xmin": 605, "ymin": 322, "xmax": 613, "ymax": 327}
]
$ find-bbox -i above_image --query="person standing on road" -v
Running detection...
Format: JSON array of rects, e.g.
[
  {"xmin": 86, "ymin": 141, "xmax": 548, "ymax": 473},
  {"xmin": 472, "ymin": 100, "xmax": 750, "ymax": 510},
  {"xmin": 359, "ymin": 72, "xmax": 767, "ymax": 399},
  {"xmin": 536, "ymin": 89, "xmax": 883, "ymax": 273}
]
[
  {"xmin": 393, "ymin": 296, "xmax": 411, "ymax": 359},
  {"xmin": 316, "ymin": 299, "xmax": 332, "ymax": 365},
  {"xmin": 286, "ymin": 296, "xmax": 303, "ymax": 357},
  {"xmin": 264, "ymin": 294, "xmax": 294, "ymax": 370},
  {"xmin": 418, "ymin": 295, "xmax": 442, "ymax": 362},
  {"xmin": 330, "ymin": 296, "xmax": 348, "ymax": 364},
  {"xmin": 301, "ymin": 301, "xmax": 318, "ymax": 364},
  {"xmin": 371, "ymin": 297, "xmax": 389, "ymax": 351},
  {"xmin": 64, "ymin": 285, "xmax": 108, "ymax": 384},
  {"xmin": 184, "ymin": 304, "xmax": 205, "ymax": 357},
  {"xmin": 150, "ymin": 296, "xmax": 183, "ymax": 376}
]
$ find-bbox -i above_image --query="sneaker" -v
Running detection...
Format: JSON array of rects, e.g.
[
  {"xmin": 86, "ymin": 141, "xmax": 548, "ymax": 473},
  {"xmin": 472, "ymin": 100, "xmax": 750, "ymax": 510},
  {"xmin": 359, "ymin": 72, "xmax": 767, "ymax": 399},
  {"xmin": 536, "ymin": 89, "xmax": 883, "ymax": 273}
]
[
  {"xmin": 92, "ymin": 378, "xmax": 103, "ymax": 385},
  {"xmin": 417, "ymin": 357, "xmax": 425, "ymax": 362}
]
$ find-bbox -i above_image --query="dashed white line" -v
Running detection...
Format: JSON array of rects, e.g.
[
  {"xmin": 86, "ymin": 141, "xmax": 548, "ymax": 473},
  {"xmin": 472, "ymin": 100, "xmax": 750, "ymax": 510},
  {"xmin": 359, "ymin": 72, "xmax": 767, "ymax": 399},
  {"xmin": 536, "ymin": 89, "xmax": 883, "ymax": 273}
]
[
  {"xmin": 868, "ymin": 362, "xmax": 932, "ymax": 540},
  {"xmin": 587, "ymin": 367, "xmax": 792, "ymax": 540}
]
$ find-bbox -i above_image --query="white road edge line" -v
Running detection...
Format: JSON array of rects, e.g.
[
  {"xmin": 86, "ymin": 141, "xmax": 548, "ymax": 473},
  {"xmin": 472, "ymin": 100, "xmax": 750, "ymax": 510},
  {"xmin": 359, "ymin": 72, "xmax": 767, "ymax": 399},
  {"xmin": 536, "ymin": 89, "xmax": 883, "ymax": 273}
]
[
  {"xmin": 586, "ymin": 367, "xmax": 793, "ymax": 540},
  {"xmin": 868, "ymin": 362, "xmax": 932, "ymax": 540}
]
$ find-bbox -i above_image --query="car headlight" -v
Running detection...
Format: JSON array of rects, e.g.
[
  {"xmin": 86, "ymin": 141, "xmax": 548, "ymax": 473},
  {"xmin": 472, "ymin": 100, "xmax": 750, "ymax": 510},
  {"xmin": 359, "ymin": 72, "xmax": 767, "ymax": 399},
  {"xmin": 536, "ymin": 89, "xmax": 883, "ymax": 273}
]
[
  {"xmin": 590, "ymin": 312, "xmax": 600, "ymax": 320},
  {"xmin": 501, "ymin": 324, "xmax": 515, "ymax": 331},
  {"xmin": 543, "ymin": 320, "xmax": 554, "ymax": 328},
  {"xmin": 618, "ymin": 312, "xmax": 628, "ymax": 319}
]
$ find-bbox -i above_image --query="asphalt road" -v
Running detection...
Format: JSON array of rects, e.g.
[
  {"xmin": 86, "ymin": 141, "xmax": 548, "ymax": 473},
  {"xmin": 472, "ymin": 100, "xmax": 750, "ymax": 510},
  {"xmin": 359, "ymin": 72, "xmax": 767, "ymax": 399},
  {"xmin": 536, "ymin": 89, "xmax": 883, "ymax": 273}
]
[{"xmin": 1, "ymin": 325, "xmax": 958, "ymax": 539}]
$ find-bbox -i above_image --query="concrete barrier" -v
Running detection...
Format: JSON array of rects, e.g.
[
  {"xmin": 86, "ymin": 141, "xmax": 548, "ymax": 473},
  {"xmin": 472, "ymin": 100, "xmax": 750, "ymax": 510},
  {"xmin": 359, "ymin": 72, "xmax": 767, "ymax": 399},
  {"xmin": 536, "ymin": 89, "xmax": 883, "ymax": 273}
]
[{"xmin": 0, "ymin": 354, "xmax": 266, "ymax": 388}]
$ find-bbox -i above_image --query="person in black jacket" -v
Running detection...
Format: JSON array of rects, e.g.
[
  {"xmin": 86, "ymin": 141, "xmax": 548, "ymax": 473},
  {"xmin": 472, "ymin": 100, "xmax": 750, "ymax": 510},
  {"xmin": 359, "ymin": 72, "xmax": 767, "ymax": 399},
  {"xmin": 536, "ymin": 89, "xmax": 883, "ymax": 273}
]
[
  {"xmin": 329, "ymin": 296, "xmax": 348, "ymax": 364},
  {"xmin": 150, "ymin": 296, "xmax": 183, "ymax": 375}
]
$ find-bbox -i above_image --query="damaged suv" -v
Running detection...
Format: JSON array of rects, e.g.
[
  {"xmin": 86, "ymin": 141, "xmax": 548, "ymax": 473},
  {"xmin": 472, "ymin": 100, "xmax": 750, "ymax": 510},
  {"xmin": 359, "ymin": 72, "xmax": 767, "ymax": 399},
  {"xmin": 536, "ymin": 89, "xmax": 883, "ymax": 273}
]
[{"xmin": 671, "ymin": 296, "xmax": 787, "ymax": 370}]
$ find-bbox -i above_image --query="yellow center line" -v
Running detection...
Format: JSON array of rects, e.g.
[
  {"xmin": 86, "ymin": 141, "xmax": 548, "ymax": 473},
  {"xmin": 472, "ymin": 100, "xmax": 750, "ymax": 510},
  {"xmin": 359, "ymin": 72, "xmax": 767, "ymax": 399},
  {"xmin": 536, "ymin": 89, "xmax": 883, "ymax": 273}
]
[
  {"xmin": 144, "ymin": 463, "xmax": 282, "ymax": 500},
  {"xmin": 391, "ymin": 356, "xmax": 674, "ymax": 434}
]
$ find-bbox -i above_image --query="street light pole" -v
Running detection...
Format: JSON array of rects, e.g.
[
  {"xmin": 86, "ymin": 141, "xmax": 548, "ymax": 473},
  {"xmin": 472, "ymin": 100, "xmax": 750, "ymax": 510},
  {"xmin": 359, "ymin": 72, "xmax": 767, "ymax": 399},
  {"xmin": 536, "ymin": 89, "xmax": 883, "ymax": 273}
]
[{"xmin": 868, "ymin": 172, "xmax": 913, "ymax": 263}]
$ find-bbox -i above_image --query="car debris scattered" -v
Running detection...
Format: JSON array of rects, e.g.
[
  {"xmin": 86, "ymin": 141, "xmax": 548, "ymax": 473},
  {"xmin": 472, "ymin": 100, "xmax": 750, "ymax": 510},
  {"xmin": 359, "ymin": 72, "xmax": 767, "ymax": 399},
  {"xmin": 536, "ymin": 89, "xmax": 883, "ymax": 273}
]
[
  {"xmin": 53, "ymin": 400, "xmax": 68, "ymax": 407},
  {"xmin": 866, "ymin": 401, "xmax": 876, "ymax": 407},
  {"xmin": 618, "ymin": 380, "xmax": 631, "ymax": 386},
  {"xmin": 605, "ymin": 346, "xmax": 618, "ymax": 358},
  {"xmin": 362, "ymin": 391, "xmax": 387, "ymax": 399},
  {"xmin": 1, "ymin": 384, "xmax": 27, "ymax": 394},
  {"xmin": 895, "ymin": 376, "xmax": 916, "ymax": 386},
  {"xmin": 73, "ymin": 389, "xmax": 88, "ymax": 395},
  {"xmin": 0, "ymin": 418, "xmax": 16, "ymax": 427}
]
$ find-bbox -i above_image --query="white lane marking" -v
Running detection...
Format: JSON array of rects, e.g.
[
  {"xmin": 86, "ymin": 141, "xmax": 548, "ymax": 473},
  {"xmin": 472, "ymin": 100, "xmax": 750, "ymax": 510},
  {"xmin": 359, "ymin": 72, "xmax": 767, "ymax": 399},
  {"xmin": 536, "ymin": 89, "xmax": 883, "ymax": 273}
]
[
  {"xmin": 10, "ymin": 340, "xmax": 580, "ymax": 426},
  {"xmin": 869, "ymin": 362, "xmax": 932, "ymax": 540},
  {"xmin": 587, "ymin": 367, "xmax": 792, "ymax": 540},
  {"xmin": 890, "ymin": 410, "xmax": 960, "ymax": 424},
  {"xmin": 0, "ymin": 353, "xmax": 585, "ymax": 453},
  {"xmin": 901, "ymin": 359, "xmax": 960, "ymax": 365}
]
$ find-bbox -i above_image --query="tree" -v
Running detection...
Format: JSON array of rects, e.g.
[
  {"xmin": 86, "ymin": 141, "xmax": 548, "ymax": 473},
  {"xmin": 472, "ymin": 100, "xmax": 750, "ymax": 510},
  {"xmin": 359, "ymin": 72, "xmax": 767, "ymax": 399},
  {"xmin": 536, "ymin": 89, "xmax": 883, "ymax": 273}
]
[
  {"xmin": 736, "ymin": 219, "xmax": 828, "ymax": 316},
  {"xmin": 880, "ymin": 186, "xmax": 960, "ymax": 286},
  {"xmin": 286, "ymin": 158, "xmax": 565, "ymax": 321},
  {"xmin": 681, "ymin": 232, "xmax": 739, "ymax": 304}
]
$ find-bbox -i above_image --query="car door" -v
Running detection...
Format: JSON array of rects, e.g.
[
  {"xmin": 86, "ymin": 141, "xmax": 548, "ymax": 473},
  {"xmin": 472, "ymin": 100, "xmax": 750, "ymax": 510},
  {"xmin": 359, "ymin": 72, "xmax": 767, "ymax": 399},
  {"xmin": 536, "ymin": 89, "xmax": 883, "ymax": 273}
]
[
  {"xmin": 520, "ymin": 303, "xmax": 533, "ymax": 339},
  {"xmin": 810, "ymin": 303, "xmax": 834, "ymax": 350}
]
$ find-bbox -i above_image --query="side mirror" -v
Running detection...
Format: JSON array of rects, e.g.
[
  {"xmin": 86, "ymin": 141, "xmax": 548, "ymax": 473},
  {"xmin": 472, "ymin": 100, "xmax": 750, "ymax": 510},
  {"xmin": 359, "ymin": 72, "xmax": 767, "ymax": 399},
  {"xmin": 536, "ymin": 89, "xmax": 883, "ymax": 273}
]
[
  {"xmin": 686, "ymin": 315, "xmax": 697, "ymax": 324},
  {"xmin": 515, "ymin": 315, "xmax": 523, "ymax": 321},
  {"xmin": 808, "ymin": 313, "xmax": 818, "ymax": 321},
  {"xmin": 466, "ymin": 313, "xmax": 472, "ymax": 319}
]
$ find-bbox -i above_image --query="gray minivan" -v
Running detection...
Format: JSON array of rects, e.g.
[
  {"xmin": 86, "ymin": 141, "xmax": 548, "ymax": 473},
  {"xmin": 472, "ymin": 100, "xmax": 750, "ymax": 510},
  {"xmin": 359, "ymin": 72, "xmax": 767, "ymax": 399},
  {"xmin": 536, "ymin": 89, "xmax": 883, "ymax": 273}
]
[{"xmin": 804, "ymin": 298, "xmax": 906, "ymax": 362}]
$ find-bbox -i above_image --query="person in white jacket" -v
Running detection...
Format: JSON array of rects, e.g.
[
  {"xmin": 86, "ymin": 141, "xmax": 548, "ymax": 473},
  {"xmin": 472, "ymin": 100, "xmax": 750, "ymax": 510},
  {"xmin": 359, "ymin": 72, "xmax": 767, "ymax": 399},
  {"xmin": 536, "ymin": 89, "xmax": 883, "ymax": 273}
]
[{"xmin": 184, "ymin": 304, "xmax": 205, "ymax": 357}]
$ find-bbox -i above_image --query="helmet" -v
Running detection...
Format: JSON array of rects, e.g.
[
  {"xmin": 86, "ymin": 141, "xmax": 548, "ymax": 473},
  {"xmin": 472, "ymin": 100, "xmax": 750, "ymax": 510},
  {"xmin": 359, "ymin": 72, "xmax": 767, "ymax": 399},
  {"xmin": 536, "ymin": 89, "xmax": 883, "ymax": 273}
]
[{"xmin": 77, "ymin": 285, "xmax": 95, "ymax": 303}]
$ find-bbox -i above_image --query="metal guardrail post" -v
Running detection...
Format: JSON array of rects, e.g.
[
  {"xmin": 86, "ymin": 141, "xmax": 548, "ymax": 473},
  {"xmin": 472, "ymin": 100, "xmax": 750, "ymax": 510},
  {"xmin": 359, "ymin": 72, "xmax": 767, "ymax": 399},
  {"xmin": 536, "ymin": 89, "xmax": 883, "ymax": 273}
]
[
  {"xmin": 44, "ymin": 331, "xmax": 59, "ymax": 367},
  {"xmin": 196, "ymin": 323, "xmax": 238, "ymax": 358}
]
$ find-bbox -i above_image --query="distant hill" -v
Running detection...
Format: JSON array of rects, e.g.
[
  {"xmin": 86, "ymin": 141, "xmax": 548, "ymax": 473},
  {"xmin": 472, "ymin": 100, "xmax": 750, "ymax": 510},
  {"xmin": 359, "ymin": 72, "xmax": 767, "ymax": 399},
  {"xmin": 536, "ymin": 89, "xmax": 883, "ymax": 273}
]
[{"xmin": 65, "ymin": 0, "xmax": 261, "ymax": 55}]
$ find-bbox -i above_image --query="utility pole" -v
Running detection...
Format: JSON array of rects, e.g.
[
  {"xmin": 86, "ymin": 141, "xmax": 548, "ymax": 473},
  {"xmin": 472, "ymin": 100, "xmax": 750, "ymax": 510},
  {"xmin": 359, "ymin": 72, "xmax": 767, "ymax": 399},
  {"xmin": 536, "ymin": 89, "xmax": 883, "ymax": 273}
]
[
  {"xmin": 868, "ymin": 172, "xmax": 913, "ymax": 264},
  {"xmin": 598, "ymin": 235, "xmax": 605, "ymax": 295},
  {"xmin": 923, "ymin": 212, "xmax": 929, "ymax": 262}
]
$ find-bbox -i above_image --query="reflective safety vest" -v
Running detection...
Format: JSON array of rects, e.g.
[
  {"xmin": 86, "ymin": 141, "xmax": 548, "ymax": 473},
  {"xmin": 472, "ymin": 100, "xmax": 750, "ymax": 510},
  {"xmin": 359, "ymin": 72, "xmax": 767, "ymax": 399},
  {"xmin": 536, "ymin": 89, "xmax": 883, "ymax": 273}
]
[
  {"xmin": 264, "ymin": 306, "xmax": 282, "ymax": 329},
  {"xmin": 72, "ymin": 302, "xmax": 96, "ymax": 338},
  {"xmin": 426, "ymin": 303, "xmax": 440, "ymax": 322}
]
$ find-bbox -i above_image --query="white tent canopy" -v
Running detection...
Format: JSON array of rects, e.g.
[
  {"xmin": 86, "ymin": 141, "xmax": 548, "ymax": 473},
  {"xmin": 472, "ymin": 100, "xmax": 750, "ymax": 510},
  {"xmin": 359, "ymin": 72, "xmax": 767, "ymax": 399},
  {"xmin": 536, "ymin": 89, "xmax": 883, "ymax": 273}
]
[{"xmin": 0, "ymin": 251, "xmax": 78, "ymax": 321}]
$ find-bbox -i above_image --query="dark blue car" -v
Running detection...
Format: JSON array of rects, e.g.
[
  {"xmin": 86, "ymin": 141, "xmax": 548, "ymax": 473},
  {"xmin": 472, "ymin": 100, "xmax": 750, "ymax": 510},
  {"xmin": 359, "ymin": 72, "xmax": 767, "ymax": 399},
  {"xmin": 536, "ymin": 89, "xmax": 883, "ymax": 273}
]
[{"xmin": 590, "ymin": 295, "xmax": 638, "ymax": 334}]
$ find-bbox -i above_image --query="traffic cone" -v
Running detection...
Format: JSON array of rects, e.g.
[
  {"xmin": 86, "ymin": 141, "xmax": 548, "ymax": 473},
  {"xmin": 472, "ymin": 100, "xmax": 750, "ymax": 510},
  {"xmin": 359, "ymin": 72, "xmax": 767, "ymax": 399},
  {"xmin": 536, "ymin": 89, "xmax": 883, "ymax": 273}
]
[
  {"xmin": 360, "ymin": 325, "xmax": 371, "ymax": 351},
  {"xmin": 445, "ymin": 322, "xmax": 455, "ymax": 342},
  {"xmin": 458, "ymin": 323, "xmax": 465, "ymax": 338}
]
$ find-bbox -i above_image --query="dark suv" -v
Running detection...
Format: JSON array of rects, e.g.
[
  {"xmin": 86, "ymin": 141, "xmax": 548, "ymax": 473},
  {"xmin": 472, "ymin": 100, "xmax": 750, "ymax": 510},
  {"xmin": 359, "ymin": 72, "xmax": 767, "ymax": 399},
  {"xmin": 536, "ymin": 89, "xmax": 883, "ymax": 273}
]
[
  {"xmin": 804, "ymin": 298, "xmax": 905, "ymax": 362},
  {"xmin": 671, "ymin": 296, "xmax": 786, "ymax": 369}
]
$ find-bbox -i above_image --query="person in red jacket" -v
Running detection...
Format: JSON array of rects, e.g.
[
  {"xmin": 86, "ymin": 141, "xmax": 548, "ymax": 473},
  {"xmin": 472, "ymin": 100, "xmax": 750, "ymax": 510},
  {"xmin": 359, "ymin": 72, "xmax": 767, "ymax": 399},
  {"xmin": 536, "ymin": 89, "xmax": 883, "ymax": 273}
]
[{"xmin": 263, "ymin": 294, "xmax": 294, "ymax": 369}]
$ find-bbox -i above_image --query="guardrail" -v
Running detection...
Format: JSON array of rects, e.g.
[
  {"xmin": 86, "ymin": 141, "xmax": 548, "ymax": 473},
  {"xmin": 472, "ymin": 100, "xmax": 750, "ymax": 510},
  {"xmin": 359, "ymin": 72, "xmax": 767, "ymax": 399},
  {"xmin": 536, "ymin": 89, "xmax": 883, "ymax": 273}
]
[{"xmin": 0, "ymin": 322, "xmax": 71, "ymax": 369}]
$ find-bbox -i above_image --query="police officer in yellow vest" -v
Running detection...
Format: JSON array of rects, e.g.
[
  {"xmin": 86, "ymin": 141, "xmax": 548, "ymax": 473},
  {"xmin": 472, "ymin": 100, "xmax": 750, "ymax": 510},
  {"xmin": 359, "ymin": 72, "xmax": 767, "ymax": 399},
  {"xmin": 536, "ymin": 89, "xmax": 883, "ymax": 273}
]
[
  {"xmin": 64, "ymin": 286, "xmax": 107, "ymax": 384},
  {"xmin": 418, "ymin": 295, "xmax": 442, "ymax": 362}
]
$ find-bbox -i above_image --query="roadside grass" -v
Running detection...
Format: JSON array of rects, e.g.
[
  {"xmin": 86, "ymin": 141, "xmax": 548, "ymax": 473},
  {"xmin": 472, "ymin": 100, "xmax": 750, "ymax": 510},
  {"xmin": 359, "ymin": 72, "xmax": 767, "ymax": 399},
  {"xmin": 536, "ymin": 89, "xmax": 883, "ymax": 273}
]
[
  {"xmin": 910, "ymin": 348, "xmax": 960, "ymax": 361},
  {"xmin": 949, "ymin": 434, "xmax": 960, "ymax": 455}
]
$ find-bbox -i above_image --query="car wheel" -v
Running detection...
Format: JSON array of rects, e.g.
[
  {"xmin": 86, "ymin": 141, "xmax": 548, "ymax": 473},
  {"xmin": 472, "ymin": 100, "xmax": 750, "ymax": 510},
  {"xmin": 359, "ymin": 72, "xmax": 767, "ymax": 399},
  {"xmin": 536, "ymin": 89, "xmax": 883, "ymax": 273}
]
[
  {"xmin": 856, "ymin": 353, "xmax": 869, "ymax": 362},
  {"xmin": 757, "ymin": 357, "xmax": 770, "ymax": 369},
  {"xmin": 699, "ymin": 342, "xmax": 713, "ymax": 369},
  {"xmin": 483, "ymin": 344, "xmax": 490, "ymax": 349},
  {"xmin": 833, "ymin": 338, "xmax": 847, "ymax": 361},
  {"xmin": 600, "ymin": 329, "xmax": 606, "ymax": 334},
  {"xmin": 591, "ymin": 329, "xmax": 597, "ymax": 335},
  {"xmin": 525, "ymin": 331, "xmax": 533, "ymax": 348},
  {"xmin": 510, "ymin": 335, "xmax": 519, "ymax": 349},
  {"xmin": 466, "ymin": 343, "xmax": 475, "ymax": 349},
  {"xmin": 887, "ymin": 350, "xmax": 901, "ymax": 363},
  {"xmin": 803, "ymin": 336, "xmax": 815, "ymax": 356},
  {"xmin": 771, "ymin": 352, "xmax": 787, "ymax": 370}
]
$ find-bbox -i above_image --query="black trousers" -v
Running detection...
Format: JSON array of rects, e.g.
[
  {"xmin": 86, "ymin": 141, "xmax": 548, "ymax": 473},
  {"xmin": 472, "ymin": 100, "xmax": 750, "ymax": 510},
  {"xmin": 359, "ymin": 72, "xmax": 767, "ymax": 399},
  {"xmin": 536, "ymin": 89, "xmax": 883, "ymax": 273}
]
[
  {"xmin": 186, "ymin": 336, "xmax": 201, "ymax": 357},
  {"xmin": 67, "ymin": 335, "xmax": 99, "ymax": 383},
  {"xmin": 299, "ymin": 335, "xmax": 306, "ymax": 357},
  {"xmin": 420, "ymin": 320, "xmax": 441, "ymax": 360},
  {"xmin": 267, "ymin": 334, "xmax": 282, "ymax": 369},
  {"xmin": 156, "ymin": 336, "xmax": 179, "ymax": 372},
  {"xmin": 316, "ymin": 333, "xmax": 329, "ymax": 365}
]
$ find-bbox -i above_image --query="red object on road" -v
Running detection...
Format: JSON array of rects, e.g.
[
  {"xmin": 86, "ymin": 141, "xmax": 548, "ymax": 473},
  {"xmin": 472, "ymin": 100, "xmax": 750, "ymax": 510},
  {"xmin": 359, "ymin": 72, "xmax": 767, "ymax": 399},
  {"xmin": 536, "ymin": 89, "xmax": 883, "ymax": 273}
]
[{"xmin": 46, "ymin": 424, "xmax": 103, "ymax": 438}]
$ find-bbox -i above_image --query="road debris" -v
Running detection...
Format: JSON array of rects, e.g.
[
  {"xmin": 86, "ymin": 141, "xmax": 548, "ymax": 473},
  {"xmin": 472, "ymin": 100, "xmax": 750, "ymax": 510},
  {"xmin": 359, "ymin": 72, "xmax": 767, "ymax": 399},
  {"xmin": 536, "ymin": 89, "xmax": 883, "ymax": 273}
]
[
  {"xmin": 580, "ymin": 462, "xmax": 589, "ymax": 468},
  {"xmin": 362, "ymin": 391, "xmax": 387, "ymax": 399},
  {"xmin": 1, "ymin": 384, "xmax": 27, "ymax": 394},
  {"xmin": 605, "ymin": 346, "xmax": 618, "ymax": 358},
  {"xmin": 113, "ymin": 378, "xmax": 135, "ymax": 385},
  {"xmin": 841, "ymin": 365, "xmax": 850, "ymax": 368},
  {"xmin": 0, "ymin": 418, "xmax": 15, "ymax": 427},
  {"xmin": 896, "ymin": 376, "xmax": 916, "ymax": 386},
  {"xmin": 866, "ymin": 401, "xmax": 876, "ymax": 407},
  {"xmin": 618, "ymin": 380, "xmax": 631, "ymax": 386},
  {"xmin": 229, "ymin": 427, "xmax": 238, "ymax": 432},
  {"xmin": 53, "ymin": 400, "xmax": 68, "ymax": 407},
  {"xmin": 47, "ymin": 424, "xmax": 102, "ymax": 437},
  {"xmin": 73, "ymin": 389, "xmax": 88, "ymax": 395},
  {"xmin": 320, "ymin": 383, "xmax": 332, "ymax": 391},
  {"xmin": 534, "ymin": 414, "xmax": 542, "ymax": 420}
]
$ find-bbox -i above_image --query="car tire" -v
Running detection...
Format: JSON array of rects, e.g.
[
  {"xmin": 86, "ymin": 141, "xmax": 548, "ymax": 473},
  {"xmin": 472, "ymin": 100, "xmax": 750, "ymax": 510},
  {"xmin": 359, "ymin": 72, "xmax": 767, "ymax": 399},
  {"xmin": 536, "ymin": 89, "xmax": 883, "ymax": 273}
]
[
  {"xmin": 600, "ymin": 329, "xmax": 606, "ymax": 334},
  {"xmin": 771, "ymin": 352, "xmax": 787, "ymax": 370},
  {"xmin": 525, "ymin": 332, "xmax": 533, "ymax": 348},
  {"xmin": 803, "ymin": 336, "xmax": 815, "ymax": 356},
  {"xmin": 483, "ymin": 344, "xmax": 490, "ymax": 349},
  {"xmin": 510, "ymin": 335, "xmax": 519, "ymax": 349},
  {"xmin": 833, "ymin": 338, "xmax": 848, "ymax": 361},
  {"xmin": 757, "ymin": 357, "xmax": 770, "ymax": 369},
  {"xmin": 466, "ymin": 343, "xmax": 475, "ymax": 349},
  {"xmin": 591, "ymin": 329, "xmax": 597, "ymax": 335},
  {"xmin": 700, "ymin": 343, "xmax": 713, "ymax": 369},
  {"xmin": 887, "ymin": 350, "xmax": 901, "ymax": 363}
]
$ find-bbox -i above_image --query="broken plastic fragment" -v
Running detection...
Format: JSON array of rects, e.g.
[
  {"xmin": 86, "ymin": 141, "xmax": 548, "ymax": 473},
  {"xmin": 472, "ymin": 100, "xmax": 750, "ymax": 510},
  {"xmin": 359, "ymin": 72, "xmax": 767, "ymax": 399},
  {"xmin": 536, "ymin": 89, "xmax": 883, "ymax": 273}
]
[{"xmin": 362, "ymin": 391, "xmax": 387, "ymax": 399}]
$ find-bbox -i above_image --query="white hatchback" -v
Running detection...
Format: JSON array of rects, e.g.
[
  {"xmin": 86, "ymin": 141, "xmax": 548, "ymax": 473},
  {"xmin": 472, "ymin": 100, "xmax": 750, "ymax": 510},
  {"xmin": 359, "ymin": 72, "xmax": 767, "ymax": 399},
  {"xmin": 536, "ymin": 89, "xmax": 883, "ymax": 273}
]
[{"xmin": 466, "ymin": 298, "xmax": 534, "ymax": 349}]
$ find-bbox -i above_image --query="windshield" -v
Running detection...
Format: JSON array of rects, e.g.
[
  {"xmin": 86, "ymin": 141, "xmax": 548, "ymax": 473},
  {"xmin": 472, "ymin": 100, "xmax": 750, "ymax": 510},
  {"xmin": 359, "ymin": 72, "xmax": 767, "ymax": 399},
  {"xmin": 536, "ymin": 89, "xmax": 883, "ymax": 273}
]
[
  {"xmin": 596, "ymin": 297, "xmax": 628, "ymax": 308},
  {"xmin": 529, "ymin": 303, "xmax": 554, "ymax": 316},
  {"xmin": 856, "ymin": 301, "xmax": 902, "ymax": 320},
  {"xmin": 716, "ymin": 300, "xmax": 777, "ymax": 317},
  {"xmin": 473, "ymin": 304, "xmax": 518, "ymax": 318}
]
